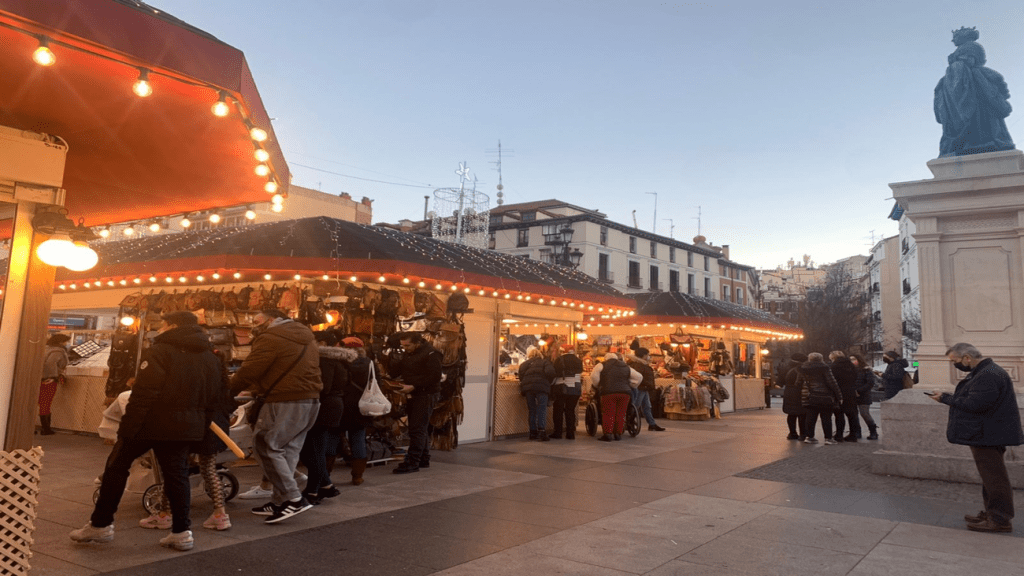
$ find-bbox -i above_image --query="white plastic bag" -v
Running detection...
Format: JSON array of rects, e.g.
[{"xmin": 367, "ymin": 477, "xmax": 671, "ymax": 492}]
[{"xmin": 358, "ymin": 362, "xmax": 392, "ymax": 417}]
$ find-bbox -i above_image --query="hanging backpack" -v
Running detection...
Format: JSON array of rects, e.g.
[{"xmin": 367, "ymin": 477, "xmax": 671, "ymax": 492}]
[
  {"xmin": 378, "ymin": 288, "xmax": 401, "ymax": 316},
  {"xmin": 277, "ymin": 285, "xmax": 302, "ymax": 311}
]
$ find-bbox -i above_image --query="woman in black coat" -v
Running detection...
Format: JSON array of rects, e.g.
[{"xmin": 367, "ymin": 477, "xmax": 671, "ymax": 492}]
[
  {"xmin": 338, "ymin": 337, "xmax": 373, "ymax": 486},
  {"xmin": 300, "ymin": 332, "xmax": 349, "ymax": 503},
  {"xmin": 881, "ymin": 350, "xmax": 909, "ymax": 400},
  {"xmin": 850, "ymin": 354, "xmax": 879, "ymax": 439},
  {"xmin": 518, "ymin": 347, "xmax": 556, "ymax": 441},
  {"xmin": 782, "ymin": 354, "xmax": 808, "ymax": 440}
]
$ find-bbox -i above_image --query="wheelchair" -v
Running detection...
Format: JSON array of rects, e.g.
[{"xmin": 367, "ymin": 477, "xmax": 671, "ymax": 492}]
[{"xmin": 584, "ymin": 389, "xmax": 641, "ymax": 438}]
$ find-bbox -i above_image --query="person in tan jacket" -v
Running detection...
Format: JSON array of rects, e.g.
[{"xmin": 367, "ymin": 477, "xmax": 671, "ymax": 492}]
[{"xmin": 230, "ymin": 309, "xmax": 322, "ymax": 524}]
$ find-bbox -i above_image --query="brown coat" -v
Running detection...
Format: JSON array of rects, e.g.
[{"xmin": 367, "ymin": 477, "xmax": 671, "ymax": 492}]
[{"xmin": 230, "ymin": 319, "xmax": 322, "ymax": 402}]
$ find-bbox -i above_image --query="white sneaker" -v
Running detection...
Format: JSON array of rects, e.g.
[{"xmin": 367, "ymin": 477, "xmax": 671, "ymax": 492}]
[
  {"xmin": 139, "ymin": 512, "xmax": 172, "ymax": 530},
  {"xmin": 70, "ymin": 522, "xmax": 114, "ymax": 543},
  {"xmin": 824, "ymin": 439, "xmax": 838, "ymax": 445},
  {"xmin": 159, "ymin": 530, "xmax": 194, "ymax": 551},
  {"xmin": 238, "ymin": 485, "xmax": 273, "ymax": 499}
]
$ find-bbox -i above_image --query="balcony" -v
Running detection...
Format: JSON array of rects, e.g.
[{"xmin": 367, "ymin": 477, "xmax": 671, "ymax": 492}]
[
  {"xmin": 649, "ymin": 281, "xmax": 663, "ymax": 292},
  {"xmin": 627, "ymin": 277, "xmax": 642, "ymax": 289},
  {"xmin": 599, "ymin": 270, "xmax": 615, "ymax": 284}
]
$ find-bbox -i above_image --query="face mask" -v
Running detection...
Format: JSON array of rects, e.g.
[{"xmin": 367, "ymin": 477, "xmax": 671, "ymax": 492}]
[{"xmin": 953, "ymin": 361, "xmax": 971, "ymax": 372}]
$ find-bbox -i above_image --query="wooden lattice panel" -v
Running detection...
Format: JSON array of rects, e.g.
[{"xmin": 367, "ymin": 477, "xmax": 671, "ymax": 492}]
[{"xmin": 0, "ymin": 447, "xmax": 43, "ymax": 576}]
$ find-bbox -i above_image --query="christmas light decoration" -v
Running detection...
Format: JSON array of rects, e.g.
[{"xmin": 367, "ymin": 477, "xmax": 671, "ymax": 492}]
[
  {"xmin": 132, "ymin": 68, "xmax": 153, "ymax": 97},
  {"xmin": 32, "ymin": 37, "xmax": 55, "ymax": 66},
  {"xmin": 211, "ymin": 91, "xmax": 230, "ymax": 117}
]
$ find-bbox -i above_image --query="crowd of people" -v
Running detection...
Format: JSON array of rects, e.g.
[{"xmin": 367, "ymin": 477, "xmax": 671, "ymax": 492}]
[{"xmin": 780, "ymin": 350, "xmax": 879, "ymax": 444}]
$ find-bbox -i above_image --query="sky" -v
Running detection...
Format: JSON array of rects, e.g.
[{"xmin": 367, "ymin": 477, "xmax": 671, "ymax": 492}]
[{"xmin": 152, "ymin": 0, "xmax": 1024, "ymax": 269}]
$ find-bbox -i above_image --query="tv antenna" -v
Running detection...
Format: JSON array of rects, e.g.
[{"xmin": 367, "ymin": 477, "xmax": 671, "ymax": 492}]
[
  {"xmin": 693, "ymin": 206, "xmax": 703, "ymax": 237},
  {"xmin": 663, "ymin": 218, "xmax": 675, "ymax": 239},
  {"xmin": 865, "ymin": 229, "xmax": 878, "ymax": 248},
  {"xmin": 486, "ymin": 140, "xmax": 514, "ymax": 206}
]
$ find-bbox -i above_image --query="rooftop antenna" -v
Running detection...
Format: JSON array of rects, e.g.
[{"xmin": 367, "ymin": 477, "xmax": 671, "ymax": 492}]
[
  {"xmin": 663, "ymin": 218, "xmax": 675, "ymax": 239},
  {"xmin": 631, "ymin": 209, "xmax": 638, "ymax": 228},
  {"xmin": 645, "ymin": 191, "xmax": 657, "ymax": 234},
  {"xmin": 486, "ymin": 140, "xmax": 514, "ymax": 206},
  {"xmin": 865, "ymin": 229, "xmax": 878, "ymax": 248},
  {"xmin": 693, "ymin": 206, "xmax": 702, "ymax": 237}
]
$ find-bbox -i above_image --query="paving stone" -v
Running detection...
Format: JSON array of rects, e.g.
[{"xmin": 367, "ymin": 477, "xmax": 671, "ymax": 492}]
[
  {"xmin": 680, "ymin": 533, "xmax": 864, "ymax": 576},
  {"xmin": 879, "ymin": 522, "xmax": 1024, "ymax": 563},
  {"xmin": 516, "ymin": 524, "xmax": 693, "ymax": 574},
  {"xmin": 685, "ymin": 476, "xmax": 792, "ymax": 502},
  {"xmin": 847, "ymin": 542, "xmax": 1022, "ymax": 576},
  {"xmin": 725, "ymin": 507, "xmax": 897, "ymax": 555},
  {"xmin": 430, "ymin": 548, "xmax": 635, "ymax": 576}
]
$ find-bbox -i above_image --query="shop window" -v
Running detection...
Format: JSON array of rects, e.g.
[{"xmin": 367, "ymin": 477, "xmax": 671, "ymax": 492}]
[
  {"xmin": 687, "ymin": 251, "xmax": 693, "ymax": 267},
  {"xmin": 704, "ymin": 277, "xmax": 712, "ymax": 298},
  {"xmin": 517, "ymin": 228, "xmax": 529, "ymax": 247},
  {"xmin": 628, "ymin": 261, "xmax": 641, "ymax": 288},
  {"xmin": 669, "ymin": 246, "xmax": 676, "ymax": 263},
  {"xmin": 600, "ymin": 226, "xmax": 608, "ymax": 246},
  {"xmin": 629, "ymin": 236, "xmax": 637, "ymax": 254},
  {"xmin": 687, "ymin": 273, "xmax": 695, "ymax": 295},
  {"xmin": 649, "ymin": 265, "xmax": 660, "ymax": 291},
  {"xmin": 669, "ymin": 270, "xmax": 679, "ymax": 292},
  {"xmin": 650, "ymin": 241, "xmax": 657, "ymax": 258},
  {"xmin": 599, "ymin": 253, "xmax": 612, "ymax": 283}
]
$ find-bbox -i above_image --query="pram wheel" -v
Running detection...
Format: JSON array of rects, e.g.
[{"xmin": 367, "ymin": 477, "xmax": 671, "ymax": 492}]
[
  {"xmin": 584, "ymin": 400, "xmax": 598, "ymax": 437},
  {"xmin": 207, "ymin": 469, "xmax": 239, "ymax": 502},
  {"xmin": 142, "ymin": 484, "xmax": 164, "ymax": 515},
  {"xmin": 626, "ymin": 402, "xmax": 641, "ymax": 437}
]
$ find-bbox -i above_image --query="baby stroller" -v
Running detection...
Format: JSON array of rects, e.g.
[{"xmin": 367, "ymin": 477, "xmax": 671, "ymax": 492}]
[
  {"xmin": 94, "ymin": 404, "xmax": 248, "ymax": 514},
  {"xmin": 584, "ymin": 388, "xmax": 642, "ymax": 438}
]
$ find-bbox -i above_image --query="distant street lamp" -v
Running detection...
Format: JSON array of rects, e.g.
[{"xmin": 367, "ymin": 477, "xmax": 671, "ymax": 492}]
[{"xmin": 544, "ymin": 224, "xmax": 583, "ymax": 268}]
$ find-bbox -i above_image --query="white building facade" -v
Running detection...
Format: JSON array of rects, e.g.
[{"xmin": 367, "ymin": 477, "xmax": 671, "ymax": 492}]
[
  {"xmin": 897, "ymin": 211, "xmax": 921, "ymax": 363},
  {"xmin": 487, "ymin": 200, "xmax": 754, "ymax": 305}
]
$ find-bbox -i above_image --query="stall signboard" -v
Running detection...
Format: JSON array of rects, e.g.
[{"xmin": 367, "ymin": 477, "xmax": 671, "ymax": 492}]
[{"xmin": 48, "ymin": 316, "xmax": 89, "ymax": 329}]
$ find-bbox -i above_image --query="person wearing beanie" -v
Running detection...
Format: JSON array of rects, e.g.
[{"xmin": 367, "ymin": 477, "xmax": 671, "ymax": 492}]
[
  {"xmin": 782, "ymin": 353, "xmax": 808, "ymax": 440},
  {"xmin": 881, "ymin": 350, "xmax": 909, "ymax": 400}
]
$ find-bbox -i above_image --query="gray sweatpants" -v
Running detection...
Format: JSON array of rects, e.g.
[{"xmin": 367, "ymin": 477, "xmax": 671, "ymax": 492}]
[{"xmin": 252, "ymin": 399, "xmax": 319, "ymax": 505}]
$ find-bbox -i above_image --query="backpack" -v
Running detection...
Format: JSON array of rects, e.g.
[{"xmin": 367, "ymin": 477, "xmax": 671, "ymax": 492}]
[
  {"xmin": 220, "ymin": 289, "xmax": 239, "ymax": 311},
  {"xmin": 446, "ymin": 293, "xmax": 470, "ymax": 315},
  {"xmin": 902, "ymin": 371, "xmax": 915, "ymax": 390},
  {"xmin": 248, "ymin": 285, "xmax": 269, "ymax": 311},
  {"xmin": 236, "ymin": 286, "xmax": 254, "ymax": 310},
  {"xmin": 277, "ymin": 285, "xmax": 301, "ymax": 311},
  {"xmin": 378, "ymin": 288, "xmax": 401, "ymax": 316}
]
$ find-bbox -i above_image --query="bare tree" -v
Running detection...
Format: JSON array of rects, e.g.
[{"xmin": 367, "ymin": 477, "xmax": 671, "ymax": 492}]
[
  {"xmin": 902, "ymin": 308, "xmax": 922, "ymax": 355},
  {"xmin": 799, "ymin": 264, "xmax": 867, "ymax": 354}
]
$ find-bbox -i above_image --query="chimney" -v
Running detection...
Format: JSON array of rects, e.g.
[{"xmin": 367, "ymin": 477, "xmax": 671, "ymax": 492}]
[
  {"xmin": 722, "ymin": 244, "xmax": 730, "ymax": 260},
  {"xmin": 399, "ymin": 219, "xmax": 413, "ymax": 231},
  {"xmin": 361, "ymin": 197, "xmax": 373, "ymax": 206}
]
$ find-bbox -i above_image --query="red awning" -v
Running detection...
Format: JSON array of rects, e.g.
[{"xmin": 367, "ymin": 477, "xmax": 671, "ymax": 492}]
[{"xmin": 0, "ymin": 0, "xmax": 288, "ymax": 227}]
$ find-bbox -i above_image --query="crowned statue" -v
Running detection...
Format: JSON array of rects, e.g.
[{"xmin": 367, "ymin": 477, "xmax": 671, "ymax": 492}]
[{"xmin": 934, "ymin": 27, "xmax": 1016, "ymax": 157}]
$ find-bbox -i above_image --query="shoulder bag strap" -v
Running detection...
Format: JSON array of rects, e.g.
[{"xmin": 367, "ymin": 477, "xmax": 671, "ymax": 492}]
[{"xmin": 257, "ymin": 343, "xmax": 310, "ymax": 401}]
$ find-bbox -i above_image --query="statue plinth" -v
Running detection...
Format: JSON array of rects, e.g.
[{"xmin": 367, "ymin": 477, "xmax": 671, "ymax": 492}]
[
  {"xmin": 891, "ymin": 149, "xmax": 1024, "ymax": 393},
  {"xmin": 876, "ymin": 150, "xmax": 1024, "ymax": 485}
]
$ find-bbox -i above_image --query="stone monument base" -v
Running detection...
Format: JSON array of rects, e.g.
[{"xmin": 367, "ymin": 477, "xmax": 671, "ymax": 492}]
[{"xmin": 871, "ymin": 389, "xmax": 1024, "ymax": 487}]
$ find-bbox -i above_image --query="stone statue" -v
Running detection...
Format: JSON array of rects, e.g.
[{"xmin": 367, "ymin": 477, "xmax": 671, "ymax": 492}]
[{"xmin": 934, "ymin": 27, "xmax": 1015, "ymax": 157}]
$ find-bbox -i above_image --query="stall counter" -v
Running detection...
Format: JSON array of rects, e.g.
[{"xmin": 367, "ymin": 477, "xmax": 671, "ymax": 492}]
[{"xmin": 733, "ymin": 376, "xmax": 767, "ymax": 411}]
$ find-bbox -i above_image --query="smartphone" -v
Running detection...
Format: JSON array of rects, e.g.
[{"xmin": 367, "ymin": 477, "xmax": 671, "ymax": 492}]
[{"xmin": 922, "ymin": 390, "xmax": 937, "ymax": 395}]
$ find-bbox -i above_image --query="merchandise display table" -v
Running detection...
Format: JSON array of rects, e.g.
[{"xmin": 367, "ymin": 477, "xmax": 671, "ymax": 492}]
[{"xmin": 493, "ymin": 378, "xmax": 554, "ymax": 439}]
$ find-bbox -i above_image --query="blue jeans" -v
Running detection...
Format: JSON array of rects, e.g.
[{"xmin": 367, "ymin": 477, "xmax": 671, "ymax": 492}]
[
  {"xmin": 526, "ymin": 391, "xmax": 549, "ymax": 432},
  {"xmin": 346, "ymin": 427, "xmax": 366, "ymax": 460},
  {"xmin": 631, "ymin": 388, "xmax": 657, "ymax": 426}
]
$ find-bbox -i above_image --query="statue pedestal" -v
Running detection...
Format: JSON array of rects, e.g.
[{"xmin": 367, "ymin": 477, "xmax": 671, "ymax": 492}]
[
  {"xmin": 871, "ymin": 389, "xmax": 1024, "ymax": 487},
  {"xmin": 875, "ymin": 150, "xmax": 1024, "ymax": 484}
]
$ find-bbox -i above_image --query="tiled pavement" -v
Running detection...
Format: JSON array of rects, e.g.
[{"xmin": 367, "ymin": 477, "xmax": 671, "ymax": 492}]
[{"xmin": 26, "ymin": 403, "xmax": 1024, "ymax": 576}]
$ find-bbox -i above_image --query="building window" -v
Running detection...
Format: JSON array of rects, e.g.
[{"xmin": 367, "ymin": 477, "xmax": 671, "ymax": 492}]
[
  {"xmin": 599, "ymin": 253, "xmax": 612, "ymax": 283},
  {"xmin": 649, "ymin": 265, "xmax": 660, "ymax": 291},
  {"xmin": 650, "ymin": 241, "xmax": 657, "ymax": 258},
  {"xmin": 669, "ymin": 246, "xmax": 676, "ymax": 263},
  {"xmin": 704, "ymin": 277, "xmax": 712, "ymax": 298},
  {"xmin": 600, "ymin": 226, "xmax": 608, "ymax": 246},
  {"xmin": 628, "ymin": 261, "xmax": 641, "ymax": 288},
  {"xmin": 687, "ymin": 251, "xmax": 693, "ymax": 267},
  {"xmin": 687, "ymin": 273, "xmax": 695, "ymax": 295},
  {"xmin": 489, "ymin": 214, "xmax": 502, "ymax": 225},
  {"xmin": 669, "ymin": 270, "xmax": 679, "ymax": 292},
  {"xmin": 723, "ymin": 285, "xmax": 731, "ymax": 301},
  {"xmin": 517, "ymin": 228, "xmax": 529, "ymax": 247},
  {"xmin": 521, "ymin": 211, "xmax": 536, "ymax": 222},
  {"xmin": 704, "ymin": 255, "xmax": 710, "ymax": 271},
  {"xmin": 488, "ymin": 232, "xmax": 495, "ymax": 249},
  {"xmin": 629, "ymin": 236, "xmax": 637, "ymax": 254},
  {"xmin": 736, "ymin": 290, "xmax": 744, "ymax": 305}
]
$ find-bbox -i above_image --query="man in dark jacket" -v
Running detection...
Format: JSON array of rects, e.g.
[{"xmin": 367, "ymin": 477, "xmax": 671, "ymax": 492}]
[
  {"xmin": 71, "ymin": 312, "xmax": 222, "ymax": 551},
  {"xmin": 782, "ymin": 353, "xmax": 808, "ymax": 440},
  {"xmin": 391, "ymin": 332, "xmax": 443, "ymax": 473},
  {"xmin": 881, "ymin": 350, "xmax": 909, "ymax": 400},
  {"xmin": 828, "ymin": 351, "xmax": 861, "ymax": 442},
  {"xmin": 231, "ymin": 309, "xmax": 322, "ymax": 524},
  {"xmin": 796, "ymin": 352, "xmax": 842, "ymax": 444},
  {"xmin": 626, "ymin": 348, "xmax": 666, "ymax": 431},
  {"xmin": 929, "ymin": 343, "xmax": 1024, "ymax": 533},
  {"xmin": 519, "ymin": 347, "xmax": 556, "ymax": 441},
  {"xmin": 552, "ymin": 346, "xmax": 584, "ymax": 439}
]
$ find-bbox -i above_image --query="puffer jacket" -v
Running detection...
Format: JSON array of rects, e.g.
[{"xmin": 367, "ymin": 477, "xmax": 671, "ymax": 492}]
[
  {"xmin": 518, "ymin": 357, "xmax": 555, "ymax": 394},
  {"xmin": 782, "ymin": 360, "xmax": 806, "ymax": 415},
  {"xmin": 42, "ymin": 345, "xmax": 69, "ymax": 380},
  {"xmin": 829, "ymin": 357, "xmax": 859, "ymax": 410},
  {"xmin": 881, "ymin": 358, "xmax": 908, "ymax": 400},
  {"xmin": 119, "ymin": 325, "xmax": 224, "ymax": 442},
  {"xmin": 854, "ymin": 367, "xmax": 875, "ymax": 406},
  {"xmin": 230, "ymin": 318, "xmax": 322, "ymax": 402},
  {"xmin": 314, "ymin": 346, "xmax": 355, "ymax": 428},
  {"xmin": 796, "ymin": 360, "xmax": 842, "ymax": 409},
  {"xmin": 390, "ymin": 342, "xmax": 443, "ymax": 397},
  {"xmin": 940, "ymin": 358, "xmax": 1024, "ymax": 447},
  {"xmin": 594, "ymin": 358, "xmax": 634, "ymax": 395},
  {"xmin": 625, "ymin": 356, "xmax": 657, "ymax": 392}
]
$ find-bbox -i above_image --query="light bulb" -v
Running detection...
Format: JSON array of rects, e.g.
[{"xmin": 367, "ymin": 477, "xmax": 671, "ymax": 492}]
[
  {"xmin": 254, "ymin": 148, "xmax": 270, "ymax": 163},
  {"xmin": 107, "ymin": 281, "xmax": 115, "ymax": 287},
  {"xmin": 418, "ymin": 281, "xmax": 426, "ymax": 288},
  {"xmin": 197, "ymin": 275, "xmax": 205, "ymax": 282},
  {"xmin": 209, "ymin": 213, "xmax": 221, "ymax": 224},
  {"xmin": 255, "ymin": 164, "xmax": 270, "ymax": 177},
  {"xmin": 250, "ymin": 126, "xmax": 268, "ymax": 142},
  {"xmin": 179, "ymin": 276, "xmax": 187, "ymax": 283},
  {"xmin": 212, "ymin": 273, "xmax": 221, "ymax": 280},
  {"xmin": 271, "ymin": 203, "xmax": 283, "ymax": 213},
  {"xmin": 148, "ymin": 222, "xmax": 161, "ymax": 232},
  {"xmin": 120, "ymin": 316, "xmax": 136, "ymax": 327},
  {"xmin": 233, "ymin": 272, "xmax": 242, "ymax": 279},
  {"xmin": 123, "ymin": 225, "xmax": 135, "ymax": 236},
  {"xmin": 149, "ymin": 276, "xmax": 157, "ymax": 282},
  {"xmin": 245, "ymin": 209, "xmax": 256, "ymax": 220},
  {"xmin": 378, "ymin": 275, "xmax": 386, "ymax": 282},
  {"xmin": 180, "ymin": 217, "xmax": 191, "ymax": 228},
  {"xmin": 119, "ymin": 279, "xmax": 127, "ymax": 286},
  {"xmin": 132, "ymin": 69, "xmax": 153, "ymax": 97},
  {"xmin": 133, "ymin": 278, "xmax": 141, "ymax": 284},
  {"xmin": 264, "ymin": 180, "xmax": 279, "ymax": 193},
  {"xmin": 350, "ymin": 276, "xmax": 358, "ymax": 281},
  {"xmin": 36, "ymin": 234, "xmax": 74, "ymax": 267},
  {"xmin": 294, "ymin": 274, "xmax": 301, "ymax": 280},
  {"xmin": 98, "ymin": 227, "xmax": 111, "ymax": 238},
  {"xmin": 211, "ymin": 92, "xmax": 229, "ymax": 117},
  {"xmin": 32, "ymin": 38, "xmax": 55, "ymax": 66},
  {"xmin": 264, "ymin": 274, "xmax": 272, "ymax": 280},
  {"xmin": 271, "ymin": 194, "xmax": 284, "ymax": 205}
]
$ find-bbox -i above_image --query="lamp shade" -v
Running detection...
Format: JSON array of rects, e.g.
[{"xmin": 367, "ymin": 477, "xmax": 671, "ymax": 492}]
[
  {"xmin": 36, "ymin": 234, "xmax": 75, "ymax": 267},
  {"xmin": 63, "ymin": 241, "xmax": 99, "ymax": 271}
]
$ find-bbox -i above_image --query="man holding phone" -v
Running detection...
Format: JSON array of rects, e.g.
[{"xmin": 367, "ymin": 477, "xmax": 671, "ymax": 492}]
[{"xmin": 927, "ymin": 343, "xmax": 1023, "ymax": 533}]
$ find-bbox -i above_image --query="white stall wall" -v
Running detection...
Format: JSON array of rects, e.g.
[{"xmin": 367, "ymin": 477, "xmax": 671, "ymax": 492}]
[{"xmin": 460, "ymin": 306, "xmax": 496, "ymax": 443}]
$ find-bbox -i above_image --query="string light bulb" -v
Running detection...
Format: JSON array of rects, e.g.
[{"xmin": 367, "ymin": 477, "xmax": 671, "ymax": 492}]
[
  {"xmin": 254, "ymin": 164, "xmax": 270, "ymax": 177},
  {"xmin": 250, "ymin": 126, "xmax": 268, "ymax": 142},
  {"xmin": 254, "ymin": 147, "xmax": 270, "ymax": 163},
  {"xmin": 233, "ymin": 272, "xmax": 242, "ymax": 279},
  {"xmin": 271, "ymin": 194, "xmax": 284, "ymax": 205},
  {"xmin": 148, "ymin": 221, "xmax": 161, "ymax": 233},
  {"xmin": 211, "ymin": 91, "xmax": 230, "ymax": 117},
  {"xmin": 264, "ymin": 180, "xmax": 279, "ymax": 194},
  {"xmin": 98, "ymin": 227, "xmax": 111, "ymax": 239},
  {"xmin": 378, "ymin": 275, "xmax": 386, "ymax": 283},
  {"xmin": 212, "ymin": 273, "xmax": 221, "ymax": 280},
  {"xmin": 271, "ymin": 203, "xmax": 283, "ymax": 213},
  {"xmin": 418, "ymin": 281, "xmax": 426, "ymax": 288},
  {"xmin": 132, "ymin": 68, "xmax": 153, "ymax": 97},
  {"xmin": 245, "ymin": 208, "xmax": 257, "ymax": 220},
  {"xmin": 179, "ymin": 216, "xmax": 191, "ymax": 228},
  {"xmin": 208, "ymin": 213, "xmax": 221, "ymax": 224},
  {"xmin": 123, "ymin": 224, "xmax": 135, "ymax": 236},
  {"xmin": 32, "ymin": 37, "xmax": 55, "ymax": 66}
]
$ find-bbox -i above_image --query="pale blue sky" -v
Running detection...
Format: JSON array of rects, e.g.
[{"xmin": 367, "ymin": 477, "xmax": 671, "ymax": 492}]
[{"xmin": 153, "ymin": 0, "xmax": 1024, "ymax": 268}]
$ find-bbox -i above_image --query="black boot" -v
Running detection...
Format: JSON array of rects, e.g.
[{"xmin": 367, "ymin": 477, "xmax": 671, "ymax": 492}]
[
  {"xmin": 539, "ymin": 431, "xmax": 550, "ymax": 442},
  {"xmin": 598, "ymin": 434, "xmax": 612, "ymax": 442},
  {"xmin": 40, "ymin": 415, "xmax": 55, "ymax": 436},
  {"xmin": 529, "ymin": 430, "xmax": 538, "ymax": 440},
  {"xmin": 867, "ymin": 425, "xmax": 879, "ymax": 440}
]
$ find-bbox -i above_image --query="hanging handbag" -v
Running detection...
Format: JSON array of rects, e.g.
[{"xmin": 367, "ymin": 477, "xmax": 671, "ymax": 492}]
[
  {"xmin": 358, "ymin": 362, "xmax": 392, "ymax": 417},
  {"xmin": 246, "ymin": 343, "xmax": 310, "ymax": 428}
]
